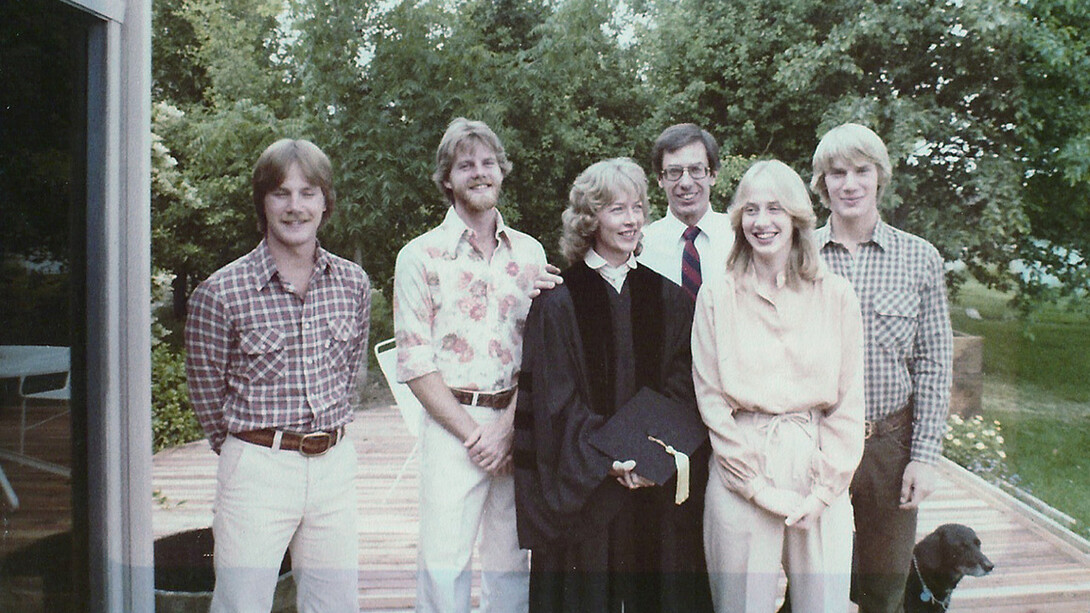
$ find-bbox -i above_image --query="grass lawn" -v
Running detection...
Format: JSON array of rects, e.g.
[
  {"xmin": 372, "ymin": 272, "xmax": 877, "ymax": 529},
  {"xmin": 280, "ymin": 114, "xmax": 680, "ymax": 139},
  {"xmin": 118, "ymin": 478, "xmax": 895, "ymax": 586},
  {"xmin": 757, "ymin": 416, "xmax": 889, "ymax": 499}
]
[{"xmin": 950, "ymin": 280, "xmax": 1090, "ymax": 536}]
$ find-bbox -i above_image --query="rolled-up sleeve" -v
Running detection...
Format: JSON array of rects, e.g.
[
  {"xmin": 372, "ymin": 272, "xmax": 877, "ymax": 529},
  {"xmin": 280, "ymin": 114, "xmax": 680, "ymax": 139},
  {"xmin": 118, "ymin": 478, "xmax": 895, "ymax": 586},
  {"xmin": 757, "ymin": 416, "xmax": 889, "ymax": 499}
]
[{"xmin": 392, "ymin": 244, "xmax": 437, "ymax": 383}]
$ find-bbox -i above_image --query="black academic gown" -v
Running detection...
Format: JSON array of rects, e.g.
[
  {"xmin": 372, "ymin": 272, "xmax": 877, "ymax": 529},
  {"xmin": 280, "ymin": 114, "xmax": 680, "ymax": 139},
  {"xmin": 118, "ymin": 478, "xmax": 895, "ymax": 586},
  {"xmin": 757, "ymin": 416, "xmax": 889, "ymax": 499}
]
[{"xmin": 513, "ymin": 261, "xmax": 713, "ymax": 613}]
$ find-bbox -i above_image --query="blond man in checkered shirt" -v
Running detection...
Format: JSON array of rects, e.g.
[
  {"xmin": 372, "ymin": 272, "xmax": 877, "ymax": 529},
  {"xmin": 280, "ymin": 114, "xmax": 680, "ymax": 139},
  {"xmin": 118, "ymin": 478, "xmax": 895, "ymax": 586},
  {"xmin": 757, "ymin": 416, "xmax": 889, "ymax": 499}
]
[{"xmin": 809, "ymin": 123, "xmax": 953, "ymax": 613}]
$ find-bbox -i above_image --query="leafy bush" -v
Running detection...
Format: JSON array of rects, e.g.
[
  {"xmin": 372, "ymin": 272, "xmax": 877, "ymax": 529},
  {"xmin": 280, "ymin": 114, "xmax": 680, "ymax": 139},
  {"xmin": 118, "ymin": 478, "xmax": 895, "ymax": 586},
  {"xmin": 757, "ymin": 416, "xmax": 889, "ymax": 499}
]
[
  {"xmin": 367, "ymin": 288, "xmax": 394, "ymax": 365},
  {"xmin": 943, "ymin": 414, "xmax": 1015, "ymax": 484},
  {"xmin": 151, "ymin": 341, "xmax": 204, "ymax": 453}
]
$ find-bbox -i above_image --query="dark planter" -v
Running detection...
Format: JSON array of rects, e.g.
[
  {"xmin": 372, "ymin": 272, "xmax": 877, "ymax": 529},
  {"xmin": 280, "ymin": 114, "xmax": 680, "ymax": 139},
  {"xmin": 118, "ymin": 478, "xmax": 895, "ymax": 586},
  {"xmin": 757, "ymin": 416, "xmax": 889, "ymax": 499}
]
[{"xmin": 154, "ymin": 528, "xmax": 296, "ymax": 613}]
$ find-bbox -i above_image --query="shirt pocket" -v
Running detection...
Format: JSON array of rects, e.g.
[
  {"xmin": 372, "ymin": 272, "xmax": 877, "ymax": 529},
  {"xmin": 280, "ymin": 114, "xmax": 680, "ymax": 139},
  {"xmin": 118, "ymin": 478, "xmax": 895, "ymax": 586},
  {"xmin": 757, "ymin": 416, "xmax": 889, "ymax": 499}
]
[
  {"xmin": 238, "ymin": 326, "xmax": 286, "ymax": 383},
  {"xmin": 325, "ymin": 317, "xmax": 359, "ymax": 365},
  {"xmin": 872, "ymin": 290, "xmax": 919, "ymax": 354}
]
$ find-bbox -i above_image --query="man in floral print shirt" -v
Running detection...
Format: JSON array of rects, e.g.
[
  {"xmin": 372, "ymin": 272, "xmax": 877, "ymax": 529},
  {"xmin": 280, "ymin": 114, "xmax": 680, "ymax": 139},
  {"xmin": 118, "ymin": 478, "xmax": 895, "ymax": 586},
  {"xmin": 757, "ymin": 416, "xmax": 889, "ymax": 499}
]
[{"xmin": 394, "ymin": 118, "xmax": 550, "ymax": 613}]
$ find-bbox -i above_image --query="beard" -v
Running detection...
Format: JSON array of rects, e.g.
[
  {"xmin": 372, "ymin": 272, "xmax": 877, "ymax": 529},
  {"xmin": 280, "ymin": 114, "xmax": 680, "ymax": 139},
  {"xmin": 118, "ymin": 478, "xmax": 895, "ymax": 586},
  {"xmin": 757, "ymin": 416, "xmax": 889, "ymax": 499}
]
[{"xmin": 453, "ymin": 182, "xmax": 500, "ymax": 213}]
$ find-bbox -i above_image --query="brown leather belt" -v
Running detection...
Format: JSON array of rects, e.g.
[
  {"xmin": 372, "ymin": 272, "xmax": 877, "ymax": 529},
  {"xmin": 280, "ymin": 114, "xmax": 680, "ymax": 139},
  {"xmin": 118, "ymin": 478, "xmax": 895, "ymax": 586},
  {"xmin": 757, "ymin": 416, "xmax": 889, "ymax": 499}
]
[
  {"xmin": 450, "ymin": 387, "xmax": 516, "ymax": 409},
  {"xmin": 864, "ymin": 404, "xmax": 912, "ymax": 439},
  {"xmin": 233, "ymin": 427, "xmax": 344, "ymax": 456}
]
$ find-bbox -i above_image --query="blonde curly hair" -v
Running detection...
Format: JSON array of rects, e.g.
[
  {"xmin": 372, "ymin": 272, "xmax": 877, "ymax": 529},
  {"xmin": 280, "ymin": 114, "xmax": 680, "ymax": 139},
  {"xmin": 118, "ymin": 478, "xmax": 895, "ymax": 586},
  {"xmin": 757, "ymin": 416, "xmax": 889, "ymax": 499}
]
[{"xmin": 560, "ymin": 158, "xmax": 648, "ymax": 265}]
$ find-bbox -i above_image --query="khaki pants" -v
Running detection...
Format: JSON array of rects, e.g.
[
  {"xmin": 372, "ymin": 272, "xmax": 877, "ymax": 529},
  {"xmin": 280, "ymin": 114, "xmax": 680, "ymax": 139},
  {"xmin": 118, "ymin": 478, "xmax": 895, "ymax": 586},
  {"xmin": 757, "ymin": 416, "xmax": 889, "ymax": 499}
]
[
  {"xmin": 704, "ymin": 411, "xmax": 853, "ymax": 613},
  {"xmin": 416, "ymin": 407, "xmax": 530, "ymax": 613},
  {"xmin": 211, "ymin": 435, "xmax": 360, "ymax": 613}
]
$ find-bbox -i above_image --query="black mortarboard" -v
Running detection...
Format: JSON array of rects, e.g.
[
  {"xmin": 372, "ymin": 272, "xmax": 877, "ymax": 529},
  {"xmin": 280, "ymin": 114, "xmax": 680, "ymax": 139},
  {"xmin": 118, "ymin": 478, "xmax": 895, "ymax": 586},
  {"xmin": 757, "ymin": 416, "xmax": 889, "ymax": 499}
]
[{"xmin": 588, "ymin": 387, "xmax": 708, "ymax": 489}]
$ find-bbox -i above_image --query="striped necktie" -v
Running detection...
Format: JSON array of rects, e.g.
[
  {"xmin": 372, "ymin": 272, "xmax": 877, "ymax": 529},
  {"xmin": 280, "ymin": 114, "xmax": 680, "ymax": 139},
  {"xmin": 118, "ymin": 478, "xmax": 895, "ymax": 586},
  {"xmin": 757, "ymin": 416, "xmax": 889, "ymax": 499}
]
[{"xmin": 682, "ymin": 226, "xmax": 702, "ymax": 300}]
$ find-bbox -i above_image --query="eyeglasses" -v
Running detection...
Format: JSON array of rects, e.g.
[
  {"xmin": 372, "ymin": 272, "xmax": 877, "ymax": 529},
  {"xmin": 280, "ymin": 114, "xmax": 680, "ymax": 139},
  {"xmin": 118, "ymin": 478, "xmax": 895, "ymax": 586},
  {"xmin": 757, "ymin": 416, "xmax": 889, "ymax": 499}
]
[{"xmin": 661, "ymin": 165, "xmax": 710, "ymax": 181}]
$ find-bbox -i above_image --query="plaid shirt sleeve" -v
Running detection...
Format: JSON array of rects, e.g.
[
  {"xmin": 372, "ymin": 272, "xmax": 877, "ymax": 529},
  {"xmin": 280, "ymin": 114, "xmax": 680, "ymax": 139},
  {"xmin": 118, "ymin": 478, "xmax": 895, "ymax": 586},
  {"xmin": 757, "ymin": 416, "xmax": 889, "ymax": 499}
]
[
  {"xmin": 184, "ymin": 281, "xmax": 232, "ymax": 452},
  {"xmin": 345, "ymin": 273, "xmax": 372, "ymax": 406},
  {"xmin": 909, "ymin": 245, "xmax": 954, "ymax": 464}
]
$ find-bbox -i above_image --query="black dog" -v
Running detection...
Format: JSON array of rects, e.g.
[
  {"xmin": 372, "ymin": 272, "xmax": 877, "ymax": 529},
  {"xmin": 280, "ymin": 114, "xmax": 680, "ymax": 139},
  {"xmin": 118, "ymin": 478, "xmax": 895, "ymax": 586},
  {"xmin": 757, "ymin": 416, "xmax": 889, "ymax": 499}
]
[
  {"xmin": 905, "ymin": 523, "xmax": 994, "ymax": 612},
  {"xmin": 776, "ymin": 523, "xmax": 993, "ymax": 613}
]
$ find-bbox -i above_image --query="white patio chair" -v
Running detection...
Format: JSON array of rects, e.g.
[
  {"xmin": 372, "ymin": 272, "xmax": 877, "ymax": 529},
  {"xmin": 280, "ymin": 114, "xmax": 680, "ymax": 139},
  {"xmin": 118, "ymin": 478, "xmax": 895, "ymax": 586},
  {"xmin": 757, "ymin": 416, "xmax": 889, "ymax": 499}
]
[
  {"xmin": 373, "ymin": 338, "xmax": 424, "ymax": 502},
  {"xmin": 0, "ymin": 467, "xmax": 17, "ymax": 509},
  {"xmin": 19, "ymin": 370, "xmax": 71, "ymax": 455}
]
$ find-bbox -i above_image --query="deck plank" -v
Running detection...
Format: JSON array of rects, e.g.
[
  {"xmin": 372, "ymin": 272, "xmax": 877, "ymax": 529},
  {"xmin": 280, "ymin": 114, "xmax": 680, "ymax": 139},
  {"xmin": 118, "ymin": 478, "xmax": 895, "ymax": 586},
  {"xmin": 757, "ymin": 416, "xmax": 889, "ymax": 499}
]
[{"xmin": 149, "ymin": 405, "xmax": 1090, "ymax": 612}]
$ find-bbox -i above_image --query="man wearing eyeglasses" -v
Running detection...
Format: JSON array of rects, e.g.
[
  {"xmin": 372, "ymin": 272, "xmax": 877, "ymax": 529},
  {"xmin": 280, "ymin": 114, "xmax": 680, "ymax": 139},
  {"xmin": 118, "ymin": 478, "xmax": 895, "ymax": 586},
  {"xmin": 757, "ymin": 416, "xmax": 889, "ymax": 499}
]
[{"xmin": 638, "ymin": 123, "xmax": 734, "ymax": 300}]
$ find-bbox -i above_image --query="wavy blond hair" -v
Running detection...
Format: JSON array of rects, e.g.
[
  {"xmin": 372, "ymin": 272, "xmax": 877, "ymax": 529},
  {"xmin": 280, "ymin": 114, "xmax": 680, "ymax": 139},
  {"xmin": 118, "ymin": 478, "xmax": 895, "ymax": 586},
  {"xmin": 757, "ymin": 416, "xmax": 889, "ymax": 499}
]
[{"xmin": 560, "ymin": 158, "xmax": 648, "ymax": 265}]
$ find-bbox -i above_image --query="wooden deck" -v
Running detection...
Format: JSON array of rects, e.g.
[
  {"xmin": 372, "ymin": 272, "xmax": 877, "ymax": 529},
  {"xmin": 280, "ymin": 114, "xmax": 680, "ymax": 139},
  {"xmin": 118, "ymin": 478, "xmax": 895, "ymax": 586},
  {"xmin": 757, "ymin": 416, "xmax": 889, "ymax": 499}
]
[{"xmin": 152, "ymin": 404, "xmax": 1090, "ymax": 612}]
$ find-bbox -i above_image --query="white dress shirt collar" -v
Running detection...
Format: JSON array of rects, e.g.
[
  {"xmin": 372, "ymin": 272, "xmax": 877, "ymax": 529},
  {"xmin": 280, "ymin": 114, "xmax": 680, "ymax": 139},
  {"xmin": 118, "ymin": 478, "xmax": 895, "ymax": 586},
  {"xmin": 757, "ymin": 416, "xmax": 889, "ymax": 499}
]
[{"xmin": 584, "ymin": 249, "xmax": 637, "ymax": 293}]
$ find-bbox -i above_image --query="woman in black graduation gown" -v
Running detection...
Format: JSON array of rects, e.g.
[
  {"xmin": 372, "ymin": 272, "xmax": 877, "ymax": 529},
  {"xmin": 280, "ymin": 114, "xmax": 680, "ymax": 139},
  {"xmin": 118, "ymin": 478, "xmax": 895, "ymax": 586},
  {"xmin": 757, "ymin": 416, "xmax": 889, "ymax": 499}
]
[{"xmin": 512, "ymin": 158, "xmax": 713, "ymax": 613}]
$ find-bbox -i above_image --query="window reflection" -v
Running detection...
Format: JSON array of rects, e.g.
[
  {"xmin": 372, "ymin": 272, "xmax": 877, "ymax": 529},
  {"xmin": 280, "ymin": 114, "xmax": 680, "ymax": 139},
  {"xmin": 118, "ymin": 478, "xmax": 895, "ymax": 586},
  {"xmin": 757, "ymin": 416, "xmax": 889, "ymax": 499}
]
[{"xmin": 0, "ymin": 1, "xmax": 86, "ymax": 610}]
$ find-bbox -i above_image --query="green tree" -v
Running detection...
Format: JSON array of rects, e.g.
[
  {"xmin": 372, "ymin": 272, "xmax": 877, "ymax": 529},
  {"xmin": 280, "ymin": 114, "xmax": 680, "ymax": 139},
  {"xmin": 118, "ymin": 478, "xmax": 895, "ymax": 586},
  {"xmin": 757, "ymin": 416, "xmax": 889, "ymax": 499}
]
[
  {"xmin": 288, "ymin": 0, "xmax": 652, "ymax": 289},
  {"xmin": 152, "ymin": 0, "xmax": 308, "ymax": 311},
  {"xmin": 639, "ymin": 0, "xmax": 1029, "ymax": 293},
  {"xmin": 1016, "ymin": 0, "xmax": 1090, "ymax": 307}
]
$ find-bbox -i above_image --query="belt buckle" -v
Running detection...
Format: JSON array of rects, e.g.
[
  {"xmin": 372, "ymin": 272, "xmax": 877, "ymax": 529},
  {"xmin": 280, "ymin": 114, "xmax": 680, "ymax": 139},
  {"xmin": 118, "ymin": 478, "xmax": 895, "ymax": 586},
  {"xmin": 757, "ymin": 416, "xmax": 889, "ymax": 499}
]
[
  {"xmin": 298, "ymin": 431, "xmax": 334, "ymax": 457},
  {"xmin": 864, "ymin": 421, "xmax": 875, "ymax": 439}
]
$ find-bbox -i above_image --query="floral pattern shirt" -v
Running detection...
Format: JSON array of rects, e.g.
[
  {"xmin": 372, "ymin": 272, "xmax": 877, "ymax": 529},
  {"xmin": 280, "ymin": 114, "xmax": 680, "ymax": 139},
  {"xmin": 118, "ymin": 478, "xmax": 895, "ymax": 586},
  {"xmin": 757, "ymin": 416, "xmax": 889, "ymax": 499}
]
[{"xmin": 393, "ymin": 206, "xmax": 546, "ymax": 391}]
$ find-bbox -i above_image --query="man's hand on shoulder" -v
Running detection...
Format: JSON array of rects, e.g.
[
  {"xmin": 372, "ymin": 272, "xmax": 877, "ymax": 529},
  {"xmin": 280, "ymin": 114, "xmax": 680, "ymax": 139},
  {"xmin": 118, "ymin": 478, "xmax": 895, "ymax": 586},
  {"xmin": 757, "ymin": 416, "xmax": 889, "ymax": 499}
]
[
  {"xmin": 529, "ymin": 263, "xmax": 563, "ymax": 298},
  {"xmin": 899, "ymin": 460, "xmax": 937, "ymax": 509}
]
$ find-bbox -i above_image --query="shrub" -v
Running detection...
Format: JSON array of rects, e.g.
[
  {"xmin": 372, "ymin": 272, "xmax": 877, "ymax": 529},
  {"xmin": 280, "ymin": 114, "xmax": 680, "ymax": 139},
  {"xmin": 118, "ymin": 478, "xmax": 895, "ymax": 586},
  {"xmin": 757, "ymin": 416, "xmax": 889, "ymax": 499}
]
[
  {"xmin": 943, "ymin": 414, "xmax": 1015, "ymax": 484},
  {"xmin": 151, "ymin": 342, "xmax": 204, "ymax": 452}
]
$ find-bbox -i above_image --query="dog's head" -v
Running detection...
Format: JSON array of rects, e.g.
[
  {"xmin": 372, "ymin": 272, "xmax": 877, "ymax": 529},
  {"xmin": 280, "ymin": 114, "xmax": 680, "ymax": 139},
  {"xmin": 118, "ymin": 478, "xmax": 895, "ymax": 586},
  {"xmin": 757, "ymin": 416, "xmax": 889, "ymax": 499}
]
[{"xmin": 915, "ymin": 523, "xmax": 995, "ymax": 580}]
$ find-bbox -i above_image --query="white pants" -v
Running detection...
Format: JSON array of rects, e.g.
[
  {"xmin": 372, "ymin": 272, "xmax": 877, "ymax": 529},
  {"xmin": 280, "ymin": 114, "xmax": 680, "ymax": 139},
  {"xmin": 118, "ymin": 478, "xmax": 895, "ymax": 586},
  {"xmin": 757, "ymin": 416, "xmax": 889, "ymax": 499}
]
[
  {"xmin": 704, "ymin": 411, "xmax": 853, "ymax": 613},
  {"xmin": 416, "ymin": 407, "xmax": 529, "ymax": 613},
  {"xmin": 210, "ymin": 434, "xmax": 359, "ymax": 613}
]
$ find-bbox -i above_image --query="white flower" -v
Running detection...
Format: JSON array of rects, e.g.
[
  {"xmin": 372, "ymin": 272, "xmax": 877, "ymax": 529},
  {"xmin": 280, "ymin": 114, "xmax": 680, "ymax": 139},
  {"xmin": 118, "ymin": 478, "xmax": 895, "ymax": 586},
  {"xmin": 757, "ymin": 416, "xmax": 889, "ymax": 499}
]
[
  {"xmin": 975, "ymin": 442, "xmax": 986, "ymax": 450},
  {"xmin": 966, "ymin": 432, "xmax": 976, "ymax": 439}
]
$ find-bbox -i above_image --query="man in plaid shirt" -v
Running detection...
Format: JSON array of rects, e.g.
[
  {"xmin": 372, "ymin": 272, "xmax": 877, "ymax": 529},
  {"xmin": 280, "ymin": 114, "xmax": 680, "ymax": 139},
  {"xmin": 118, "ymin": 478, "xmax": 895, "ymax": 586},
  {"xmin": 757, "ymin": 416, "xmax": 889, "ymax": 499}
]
[
  {"xmin": 185, "ymin": 139, "xmax": 370, "ymax": 612},
  {"xmin": 810, "ymin": 123, "xmax": 954, "ymax": 613}
]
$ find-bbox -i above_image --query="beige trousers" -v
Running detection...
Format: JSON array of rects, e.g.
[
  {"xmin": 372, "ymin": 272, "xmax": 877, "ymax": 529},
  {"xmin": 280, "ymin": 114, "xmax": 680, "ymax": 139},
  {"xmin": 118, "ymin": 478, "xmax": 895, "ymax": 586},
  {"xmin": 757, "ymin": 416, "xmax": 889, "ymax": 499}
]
[{"xmin": 703, "ymin": 411, "xmax": 853, "ymax": 613}]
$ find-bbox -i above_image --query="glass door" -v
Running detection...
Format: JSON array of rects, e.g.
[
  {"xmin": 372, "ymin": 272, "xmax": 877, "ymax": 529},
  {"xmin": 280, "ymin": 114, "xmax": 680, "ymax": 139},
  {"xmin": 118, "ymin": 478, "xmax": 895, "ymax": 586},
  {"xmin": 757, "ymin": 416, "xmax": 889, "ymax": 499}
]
[{"xmin": 0, "ymin": 1, "xmax": 91, "ymax": 610}]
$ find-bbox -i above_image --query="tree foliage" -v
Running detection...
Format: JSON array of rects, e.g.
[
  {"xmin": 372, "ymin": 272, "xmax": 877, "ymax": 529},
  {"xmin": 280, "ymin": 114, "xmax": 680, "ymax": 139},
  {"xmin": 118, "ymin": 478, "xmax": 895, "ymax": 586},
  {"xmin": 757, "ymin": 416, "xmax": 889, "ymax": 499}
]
[
  {"xmin": 150, "ymin": 0, "xmax": 1090, "ymax": 313},
  {"xmin": 1015, "ymin": 0, "xmax": 1090, "ymax": 307},
  {"xmin": 642, "ymin": 0, "xmax": 1031, "ymax": 294}
]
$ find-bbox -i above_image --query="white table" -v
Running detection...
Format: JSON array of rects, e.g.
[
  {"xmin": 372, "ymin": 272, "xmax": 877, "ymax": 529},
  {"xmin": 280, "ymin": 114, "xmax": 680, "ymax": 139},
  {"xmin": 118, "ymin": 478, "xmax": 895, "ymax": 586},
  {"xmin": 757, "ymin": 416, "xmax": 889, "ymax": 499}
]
[{"xmin": 0, "ymin": 345, "xmax": 72, "ymax": 508}]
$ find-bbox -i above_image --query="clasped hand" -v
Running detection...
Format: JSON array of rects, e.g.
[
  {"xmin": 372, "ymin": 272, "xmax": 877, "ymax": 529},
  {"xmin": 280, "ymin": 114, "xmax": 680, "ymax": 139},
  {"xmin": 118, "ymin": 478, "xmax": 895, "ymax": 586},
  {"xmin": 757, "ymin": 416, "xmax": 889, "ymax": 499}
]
[
  {"xmin": 464, "ymin": 419, "xmax": 513, "ymax": 475},
  {"xmin": 752, "ymin": 487, "xmax": 828, "ymax": 530},
  {"xmin": 609, "ymin": 460, "xmax": 654, "ymax": 490}
]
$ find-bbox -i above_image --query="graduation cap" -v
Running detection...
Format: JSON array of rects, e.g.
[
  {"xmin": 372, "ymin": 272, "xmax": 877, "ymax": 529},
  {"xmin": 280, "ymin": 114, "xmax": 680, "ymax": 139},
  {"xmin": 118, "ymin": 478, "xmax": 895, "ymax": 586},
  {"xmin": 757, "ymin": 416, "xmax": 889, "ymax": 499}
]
[{"xmin": 589, "ymin": 387, "xmax": 708, "ymax": 504}]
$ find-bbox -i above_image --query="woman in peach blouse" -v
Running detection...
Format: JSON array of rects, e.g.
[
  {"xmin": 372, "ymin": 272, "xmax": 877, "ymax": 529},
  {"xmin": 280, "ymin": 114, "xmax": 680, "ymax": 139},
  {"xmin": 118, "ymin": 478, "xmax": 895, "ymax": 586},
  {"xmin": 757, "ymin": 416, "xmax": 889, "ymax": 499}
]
[{"xmin": 692, "ymin": 160, "xmax": 865, "ymax": 613}]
